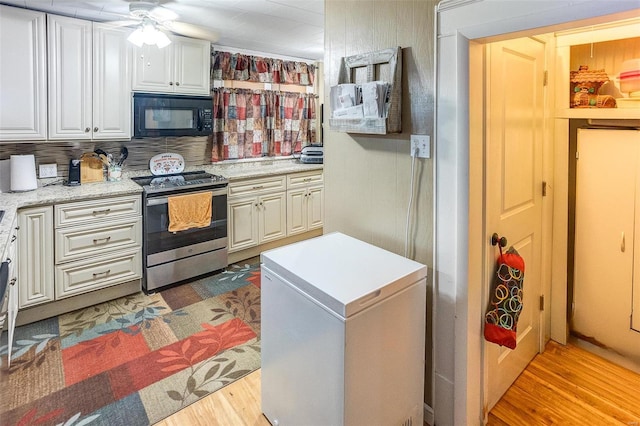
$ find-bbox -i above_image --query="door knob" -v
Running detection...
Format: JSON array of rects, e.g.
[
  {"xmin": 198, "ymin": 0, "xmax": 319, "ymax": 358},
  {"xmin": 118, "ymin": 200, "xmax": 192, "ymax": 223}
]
[{"xmin": 491, "ymin": 233, "xmax": 507, "ymax": 248}]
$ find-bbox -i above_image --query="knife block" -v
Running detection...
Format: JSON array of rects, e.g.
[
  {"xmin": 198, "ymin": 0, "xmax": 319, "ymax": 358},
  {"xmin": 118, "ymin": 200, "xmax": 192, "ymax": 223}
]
[{"xmin": 80, "ymin": 156, "xmax": 104, "ymax": 183}]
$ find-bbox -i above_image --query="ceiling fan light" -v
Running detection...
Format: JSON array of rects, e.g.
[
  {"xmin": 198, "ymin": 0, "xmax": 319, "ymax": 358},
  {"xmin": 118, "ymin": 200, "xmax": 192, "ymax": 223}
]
[
  {"xmin": 127, "ymin": 28, "xmax": 145, "ymax": 47},
  {"xmin": 155, "ymin": 31, "xmax": 171, "ymax": 48}
]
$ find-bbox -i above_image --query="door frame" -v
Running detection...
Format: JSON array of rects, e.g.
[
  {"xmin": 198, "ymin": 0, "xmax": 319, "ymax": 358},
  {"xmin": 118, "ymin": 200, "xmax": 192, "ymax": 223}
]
[{"xmin": 433, "ymin": 1, "xmax": 639, "ymax": 425}]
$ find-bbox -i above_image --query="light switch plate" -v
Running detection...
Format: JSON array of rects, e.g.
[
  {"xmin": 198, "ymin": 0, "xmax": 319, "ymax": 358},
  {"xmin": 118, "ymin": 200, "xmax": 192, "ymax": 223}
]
[
  {"xmin": 39, "ymin": 163, "xmax": 58, "ymax": 178},
  {"xmin": 410, "ymin": 135, "xmax": 430, "ymax": 158}
]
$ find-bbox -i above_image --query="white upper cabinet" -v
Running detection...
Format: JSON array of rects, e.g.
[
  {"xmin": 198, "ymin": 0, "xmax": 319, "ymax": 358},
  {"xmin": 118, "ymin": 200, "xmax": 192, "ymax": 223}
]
[
  {"xmin": 0, "ymin": 6, "xmax": 47, "ymax": 141},
  {"xmin": 47, "ymin": 15, "xmax": 93, "ymax": 140},
  {"xmin": 48, "ymin": 16, "xmax": 131, "ymax": 140},
  {"xmin": 92, "ymin": 23, "xmax": 132, "ymax": 139},
  {"xmin": 132, "ymin": 35, "xmax": 210, "ymax": 95}
]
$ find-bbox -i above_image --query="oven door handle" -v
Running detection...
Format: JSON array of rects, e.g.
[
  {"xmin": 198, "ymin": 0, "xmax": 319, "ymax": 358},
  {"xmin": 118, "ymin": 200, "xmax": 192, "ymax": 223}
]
[{"xmin": 146, "ymin": 188, "xmax": 228, "ymax": 206}]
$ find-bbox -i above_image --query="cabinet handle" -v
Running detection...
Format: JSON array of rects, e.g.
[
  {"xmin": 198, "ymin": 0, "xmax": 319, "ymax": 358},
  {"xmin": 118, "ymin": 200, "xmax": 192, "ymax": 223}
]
[
  {"xmin": 92, "ymin": 269, "xmax": 111, "ymax": 278},
  {"xmin": 9, "ymin": 278, "xmax": 16, "ymax": 286},
  {"xmin": 11, "ymin": 235, "xmax": 16, "ymax": 242},
  {"xmin": 85, "ymin": 127, "xmax": 90, "ymax": 132},
  {"xmin": 252, "ymin": 185, "xmax": 264, "ymax": 190},
  {"xmin": 254, "ymin": 203, "xmax": 259, "ymax": 207},
  {"xmin": 92, "ymin": 208, "xmax": 111, "ymax": 215},
  {"xmin": 94, "ymin": 127, "xmax": 99, "ymax": 132},
  {"xmin": 260, "ymin": 202, "xmax": 264, "ymax": 206},
  {"xmin": 14, "ymin": 226, "xmax": 20, "ymax": 231},
  {"xmin": 93, "ymin": 236, "xmax": 112, "ymax": 244},
  {"xmin": 621, "ymin": 232, "xmax": 625, "ymax": 253},
  {"xmin": 169, "ymin": 82, "xmax": 174, "ymax": 86},
  {"xmin": 175, "ymin": 82, "xmax": 180, "ymax": 86},
  {"xmin": 303, "ymin": 178, "xmax": 312, "ymax": 182}
]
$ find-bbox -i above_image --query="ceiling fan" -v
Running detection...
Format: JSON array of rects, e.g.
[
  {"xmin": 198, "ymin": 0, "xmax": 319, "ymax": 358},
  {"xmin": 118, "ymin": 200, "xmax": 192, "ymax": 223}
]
[{"xmin": 113, "ymin": 1, "xmax": 219, "ymax": 48}]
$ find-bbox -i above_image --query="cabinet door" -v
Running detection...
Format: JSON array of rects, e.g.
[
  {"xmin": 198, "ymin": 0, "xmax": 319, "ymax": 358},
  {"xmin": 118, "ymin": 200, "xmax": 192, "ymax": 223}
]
[
  {"xmin": 228, "ymin": 196, "xmax": 259, "ymax": 252},
  {"xmin": 287, "ymin": 188, "xmax": 308, "ymax": 236},
  {"xmin": 48, "ymin": 15, "xmax": 93, "ymax": 140},
  {"xmin": 0, "ymin": 6, "xmax": 47, "ymax": 141},
  {"xmin": 132, "ymin": 43, "xmax": 173, "ymax": 92},
  {"xmin": 574, "ymin": 129, "xmax": 640, "ymax": 360},
  {"xmin": 259, "ymin": 192, "xmax": 287, "ymax": 243},
  {"xmin": 173, "ymin": 36, "xmax": 211, "ymax": 95},
  {"xmin": 307, "ymin": 186, "xmax": 324, "ymax": 230},
  {"xmin": 18, "ymin": 206, "xmax": 55, "ymax": 308},
  {"xmin": 93, "ymin": 23, "xmax": 131, "ymax": 139}
]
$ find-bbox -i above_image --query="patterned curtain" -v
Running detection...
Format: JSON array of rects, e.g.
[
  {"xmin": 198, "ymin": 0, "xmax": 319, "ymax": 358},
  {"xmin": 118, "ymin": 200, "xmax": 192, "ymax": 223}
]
[
  {"xmin": 211, "ymin": 88, "xmax": 316, "ymax": 162},
  {"xmin": 211, "ymin": 51, "xmax": 316, "ymax": 86}
]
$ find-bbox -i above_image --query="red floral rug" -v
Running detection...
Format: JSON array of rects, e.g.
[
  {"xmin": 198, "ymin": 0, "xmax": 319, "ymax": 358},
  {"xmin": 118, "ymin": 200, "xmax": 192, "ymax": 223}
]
[{"xmin": 0, "ymin": 263, "xmax": 261, "ymax": 426}]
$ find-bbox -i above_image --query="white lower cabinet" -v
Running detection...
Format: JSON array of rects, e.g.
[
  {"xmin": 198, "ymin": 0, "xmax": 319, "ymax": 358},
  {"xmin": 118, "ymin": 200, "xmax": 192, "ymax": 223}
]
[
  {"xmin": 55, "ymin": 248, "xmax": 141, "ymax": 299},
  {"xmin": 18, "ymin": 206, "xmax": 55, "ymax": 308},
  {"xmin": 17, "ymin": 195, "xmax": 142, "ymax": 310},
  {"xmin": 227, "ymin": 170, "xmax": 323, "ymax": 253},
  {"xmin": 228, "ymin": 192, "xmax": 287, "ymax": 253},
  {"xmin": 287, "ymin": 171, "xmax": 324, "ymax": 236},
  {"xmin": 54, "ymin": 195, "xmax": 142, "ymax": 299},
  {"xmin": 228, "ymin": 175, "xmax": 288, "ymax": 253}
]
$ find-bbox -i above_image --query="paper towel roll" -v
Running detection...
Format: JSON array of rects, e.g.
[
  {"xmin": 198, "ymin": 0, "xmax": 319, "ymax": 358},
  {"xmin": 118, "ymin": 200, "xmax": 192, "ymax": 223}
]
[{"xmin": 10, "ymin": 155, "xmax": 38, "ymax": 192}]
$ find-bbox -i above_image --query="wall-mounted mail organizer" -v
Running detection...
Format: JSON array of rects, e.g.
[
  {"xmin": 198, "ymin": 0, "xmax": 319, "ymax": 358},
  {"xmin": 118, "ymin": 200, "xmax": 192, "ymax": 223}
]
[{"xmin": 329, "ymin": 47, "xmax": 402, "ymax": 135}]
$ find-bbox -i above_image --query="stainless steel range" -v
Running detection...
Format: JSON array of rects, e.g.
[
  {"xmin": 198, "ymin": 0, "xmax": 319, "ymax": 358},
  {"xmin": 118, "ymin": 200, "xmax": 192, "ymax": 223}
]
[{"xmin": 131, "ymin": 170, "xmax": 229, "ymax": 292}]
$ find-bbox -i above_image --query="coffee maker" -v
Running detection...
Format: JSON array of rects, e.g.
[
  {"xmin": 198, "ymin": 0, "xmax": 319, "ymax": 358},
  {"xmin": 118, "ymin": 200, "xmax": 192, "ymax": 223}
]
[{"xmin": 67, "ymin": 159, "xmax": 81, "ymax": 186}]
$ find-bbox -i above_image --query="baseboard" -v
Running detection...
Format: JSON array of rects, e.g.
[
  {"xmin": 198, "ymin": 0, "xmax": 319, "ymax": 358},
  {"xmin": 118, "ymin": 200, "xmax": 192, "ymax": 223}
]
[
  {"xmin": 228, "ymin": 228, "xmax": 323, "ymax": 264},
  {"xmin": 424, "ymin": 403, "xmax": 434, "ymax": 426},
  {"xmin": 16, "ymin": 279, "xmax": 141, "ymax": 326}
]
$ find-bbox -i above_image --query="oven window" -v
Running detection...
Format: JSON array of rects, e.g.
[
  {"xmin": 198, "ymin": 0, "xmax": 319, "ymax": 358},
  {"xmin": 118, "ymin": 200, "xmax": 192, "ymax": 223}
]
[
  {"xmin": 144, "ymin": 108, "xmax": 194, "ymax": 129},
  {"xmin": 145, "ymin": 193, "xmax": 227, "ymax": 255}
]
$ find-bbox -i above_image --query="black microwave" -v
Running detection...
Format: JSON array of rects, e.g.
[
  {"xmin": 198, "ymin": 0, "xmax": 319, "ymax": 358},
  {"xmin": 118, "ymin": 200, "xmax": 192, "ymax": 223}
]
[{"xmin": 133, "ymin": 93, "xmax": 213, "ymax": 138}]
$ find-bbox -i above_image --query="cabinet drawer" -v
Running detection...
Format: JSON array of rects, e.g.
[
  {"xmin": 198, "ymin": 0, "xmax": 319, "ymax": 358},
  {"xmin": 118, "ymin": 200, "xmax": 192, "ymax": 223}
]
[
  {"xmin": 55, "ymin": 195, "xmax": 141, "ymax": 227},
  {"xmin": 228, "ymin": 175, "xmax": 286, "ymax": 197},
  {"xmin": 55, "ymin": 217, "xmax": 142, "ymax": 263},
  {"xmin": 287, "ymin": 171, "xmax": 323, "ymax": 189},
  {"xmin": 55, "ymin": 248, "xmax": 141, "ymax": 299}
]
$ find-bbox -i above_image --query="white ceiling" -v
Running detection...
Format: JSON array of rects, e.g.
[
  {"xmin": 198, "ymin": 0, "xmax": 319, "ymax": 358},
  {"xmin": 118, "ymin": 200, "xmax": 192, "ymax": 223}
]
[{"xmin": 1, "ymin": 0, "xmax": 324, "ymax": 60}]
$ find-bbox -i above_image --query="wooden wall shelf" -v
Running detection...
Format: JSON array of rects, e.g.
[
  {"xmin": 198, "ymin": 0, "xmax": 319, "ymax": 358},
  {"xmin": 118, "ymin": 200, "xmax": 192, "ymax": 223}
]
[{"xmin": 329, "ymin": 47, "xmax": 402, "ymax": 135}]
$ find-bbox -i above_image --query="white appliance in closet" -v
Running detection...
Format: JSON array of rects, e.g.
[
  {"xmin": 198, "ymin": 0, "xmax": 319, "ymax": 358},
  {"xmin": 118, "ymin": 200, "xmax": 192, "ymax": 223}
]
[
  {"xmin": 260, "ymin": 232, "xmax": 427, "ymax": 426},
  {"xmin": 573, "ymin": 128, "xmax": 640, "ymax": 364}
]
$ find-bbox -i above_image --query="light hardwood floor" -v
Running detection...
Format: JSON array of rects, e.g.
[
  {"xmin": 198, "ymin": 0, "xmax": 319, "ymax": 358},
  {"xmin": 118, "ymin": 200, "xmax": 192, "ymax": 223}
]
[
  {"xmin": 157, "ymin": 341, "xmax": 640, "ymax": 425},
  {"xmin": 488, "ymin": 340, "xmax": 640, "ymax": 425}
]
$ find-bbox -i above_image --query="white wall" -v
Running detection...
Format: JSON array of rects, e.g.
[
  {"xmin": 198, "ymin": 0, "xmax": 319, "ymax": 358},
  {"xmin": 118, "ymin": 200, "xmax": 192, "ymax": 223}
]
[{"xmin": 324, "ymin": 0, "xmax": 437, "ymax": 407}]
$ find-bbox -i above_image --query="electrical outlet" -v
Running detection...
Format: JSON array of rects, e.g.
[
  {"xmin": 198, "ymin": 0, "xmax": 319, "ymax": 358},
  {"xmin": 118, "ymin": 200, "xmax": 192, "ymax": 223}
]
[
  {"xmin": 410, "ymin": 135, "xmax": 430, "ymax": 158},
  {"xmin": 39, "ymin": 163, "xmax": 58, "ymax": 178}
]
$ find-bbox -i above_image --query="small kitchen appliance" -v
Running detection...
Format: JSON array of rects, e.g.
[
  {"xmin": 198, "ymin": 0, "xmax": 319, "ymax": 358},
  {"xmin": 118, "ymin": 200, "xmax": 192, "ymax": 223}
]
[
  {"xmin": 131, "ymin": 163, "xmax": 229, "ymax": 293},
  {"xmin": 67, "ymin": 159, "xmax": 81, "ymax": 186},
  {"xmin": 299, "ymin": 144, "xmax": 324, "ymax": 164},
  {"xmin": 133, "ymin": 93, "xmax": 213, "ymax": 138},
  {"xmin": 10, "ymin": 155, "xmax": 37, "ymax": 192}
]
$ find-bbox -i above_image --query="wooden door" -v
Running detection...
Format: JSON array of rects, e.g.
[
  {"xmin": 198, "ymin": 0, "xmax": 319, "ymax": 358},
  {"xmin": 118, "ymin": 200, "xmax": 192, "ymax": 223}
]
[
  {"xmin": 574, "ymin": 129, "xmax": 640, "ymax": 362},
  {"xmin": 485, "ymin": 36, "xmax": 546, "ymax": 410}
]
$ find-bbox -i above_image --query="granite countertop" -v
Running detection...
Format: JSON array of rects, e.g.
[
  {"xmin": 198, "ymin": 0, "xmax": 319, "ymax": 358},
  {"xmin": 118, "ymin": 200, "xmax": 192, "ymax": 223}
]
[{"xmin": 0, "ymin": 159, "xmax": 322, "ymax": 260}]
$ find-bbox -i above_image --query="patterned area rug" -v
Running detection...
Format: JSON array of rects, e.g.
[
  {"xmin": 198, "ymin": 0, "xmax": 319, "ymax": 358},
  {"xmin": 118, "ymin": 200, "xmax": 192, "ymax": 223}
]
[{"xmin": 0, "ymin": 263, "xmax": 261, "ymax": 426}]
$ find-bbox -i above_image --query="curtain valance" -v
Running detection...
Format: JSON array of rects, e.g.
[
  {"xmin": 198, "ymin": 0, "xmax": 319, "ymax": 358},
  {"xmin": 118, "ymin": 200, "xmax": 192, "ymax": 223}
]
[{"xmin": 211, "ymin": 51, "xmax": 316, "ymax": 86}]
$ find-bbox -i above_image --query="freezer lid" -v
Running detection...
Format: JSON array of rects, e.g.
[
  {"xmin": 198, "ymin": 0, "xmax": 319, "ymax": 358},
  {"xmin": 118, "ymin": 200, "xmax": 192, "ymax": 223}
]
[{"xmin": 261, "ymin": 232, "xmax": 428, "ymax": 318}]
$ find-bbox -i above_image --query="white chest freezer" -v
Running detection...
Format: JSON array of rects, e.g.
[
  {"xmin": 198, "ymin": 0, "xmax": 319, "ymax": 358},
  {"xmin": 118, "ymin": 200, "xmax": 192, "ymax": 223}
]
[{"xmin": 261, "ymin": 232, "xmax": 427, "ymax": 426}]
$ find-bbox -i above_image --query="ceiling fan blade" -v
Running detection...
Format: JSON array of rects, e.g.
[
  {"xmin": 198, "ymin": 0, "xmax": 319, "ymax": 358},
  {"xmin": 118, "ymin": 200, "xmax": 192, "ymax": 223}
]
[
  {"xmin": 149, "ymin": 6, "xmax": 178, "ymax": 23},
  {"xmin": 163, "ymin": 21, "xmax": 219, "ymax": 42},
  {"xmin": 104, "ymin": 19, "xmax": 140, "ymax": 28}
]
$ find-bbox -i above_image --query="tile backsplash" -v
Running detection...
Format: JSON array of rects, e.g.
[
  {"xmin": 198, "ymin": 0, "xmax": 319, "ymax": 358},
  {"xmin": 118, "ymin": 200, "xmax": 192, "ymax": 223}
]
[{"xmin": 0, "ymin": 136, "xmax": 212, "ymax": 178}]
